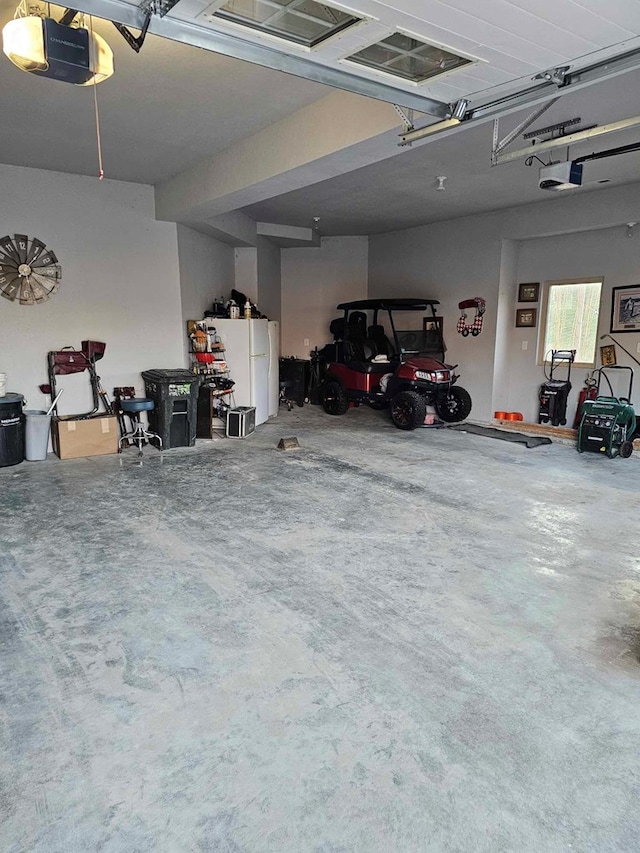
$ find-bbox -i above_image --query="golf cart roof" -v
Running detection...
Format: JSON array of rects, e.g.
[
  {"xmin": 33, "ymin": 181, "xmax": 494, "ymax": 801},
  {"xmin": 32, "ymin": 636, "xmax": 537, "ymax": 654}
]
[{"xmin": 336, "ymin": 298, "xmax": 440, "ymax": 311}]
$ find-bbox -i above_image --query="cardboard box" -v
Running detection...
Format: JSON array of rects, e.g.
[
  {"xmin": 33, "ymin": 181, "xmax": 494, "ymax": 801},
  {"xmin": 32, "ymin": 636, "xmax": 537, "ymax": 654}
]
[{"xmin": 52, "ymin": 415, "xmax": 118, "ymax": 460}]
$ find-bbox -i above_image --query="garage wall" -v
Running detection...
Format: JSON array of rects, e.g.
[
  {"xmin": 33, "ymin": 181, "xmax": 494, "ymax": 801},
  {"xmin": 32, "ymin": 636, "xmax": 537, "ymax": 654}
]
[
  {"xmin": 281, "ymin": 236, "xmax": 368, "ymax": 357},
  {"xmin": 178, "ymin": 225, "xmax": 235, "ymax": 361},
  {"xmin": 0, "ymin": 164, "xmax": 183, "ymax": 416},
  {"xmin": 256, "ymin": 236, "xmax": 281, "ymax": 324},
  {"xmin": 507, "ymin": 227, "xmax": 640, "ymax": 421},
  {"xmin": 369, "ymin": 182, "xmax": 640, "ymax": 424},
  {"xmin": 369, "ymin": 215, "xmax": 503, "ymax": 422},
  {"xmin": 234, "ymin": 247, "xmax": 258, "ymax": 304}
]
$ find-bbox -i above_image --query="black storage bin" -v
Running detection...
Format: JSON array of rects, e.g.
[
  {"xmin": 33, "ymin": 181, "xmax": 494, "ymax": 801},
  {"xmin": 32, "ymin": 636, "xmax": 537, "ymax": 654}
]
[
  {"xmin": 279, "ymin": 358, "xmax": 310, "ymax": 407},
  {"xmin": 141, "ymin": 370, "xmax": 200, "ymax": 449},
  {"xmin": 0, "ymin": 393, "xmax": 25, "ymax": 467}
]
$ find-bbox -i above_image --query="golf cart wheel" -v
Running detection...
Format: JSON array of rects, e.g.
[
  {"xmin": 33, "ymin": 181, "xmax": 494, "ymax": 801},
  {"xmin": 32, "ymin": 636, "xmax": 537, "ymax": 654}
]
[
  {"xmin": 390, "ymin": 390, "xmax": 426, "ymax": 431},
  {"xmin": 620, "ymin": 440, "xmax": 633, "ymax": 458},
  {"xmin": 322, "ymin": 379, "xmax": 349, "ymax": 416},
  {"xmin": 435, "ymin": 387, "xmax": 473, "ymax": 423}
]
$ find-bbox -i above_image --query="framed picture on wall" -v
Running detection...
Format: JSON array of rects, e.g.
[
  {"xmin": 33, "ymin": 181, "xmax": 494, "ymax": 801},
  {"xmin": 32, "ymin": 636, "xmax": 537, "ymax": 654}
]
[
  {"xmin": 611, "ymin": 284, "xmax": 640, "ymax": 333},
  {"xmin": 600, "ymin": 344, "xmax": 617, "ymax": 366},
  {"xmin": 515, "ymin": 308, "xmax": 537, "ymax": 328},
  {"xmin": 518, "ymin": 282, "xmax": 539, "ymax": 303},
  {"xmin": 422, "ymin": 316, "xmax": 443, "ymax": 333}
]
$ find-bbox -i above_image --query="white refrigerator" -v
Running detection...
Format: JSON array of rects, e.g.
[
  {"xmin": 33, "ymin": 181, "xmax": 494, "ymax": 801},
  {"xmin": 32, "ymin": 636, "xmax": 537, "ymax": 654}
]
[
  {"xmin": 213, "ymin": 319, "xmax": 279, "ymax": 426},
  {"xmin": 268, "ymin": 320, "xmax": 279, "ymax": 419}
]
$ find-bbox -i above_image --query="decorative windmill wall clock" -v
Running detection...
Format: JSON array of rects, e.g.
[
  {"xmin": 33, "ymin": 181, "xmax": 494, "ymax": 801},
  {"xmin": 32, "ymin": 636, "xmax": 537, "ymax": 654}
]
[{"xmin": 0, "ymin": 234, "xmax": 62, "ymax": 305}]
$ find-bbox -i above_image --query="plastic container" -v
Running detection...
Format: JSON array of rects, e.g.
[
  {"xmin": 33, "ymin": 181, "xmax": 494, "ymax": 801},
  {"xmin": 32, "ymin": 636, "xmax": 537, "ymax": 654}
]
[
  {"xmin": 0, "ymin": 393, "xmax": 25, "ymax": 467},
  {"xmin": 141, "ymin": 369, "xmax": 200, "ymax": 448},
  {"xmin": 24, "ymin": 409, "xmax": 51, "ymax": 461},
  {"xmin": 0, "ymin": 373, "xmax": 6, "ymax": 397}
]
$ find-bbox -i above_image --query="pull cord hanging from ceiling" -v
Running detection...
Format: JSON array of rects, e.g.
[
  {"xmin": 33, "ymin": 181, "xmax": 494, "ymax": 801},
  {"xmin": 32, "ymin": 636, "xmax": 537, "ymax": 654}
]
[{"xmin": 89, "ymin": 14, "xmax": 104, "ymax": 180}]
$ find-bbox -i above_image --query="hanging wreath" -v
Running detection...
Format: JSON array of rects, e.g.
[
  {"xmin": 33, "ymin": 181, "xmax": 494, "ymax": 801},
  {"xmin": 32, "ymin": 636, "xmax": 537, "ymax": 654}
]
[{"xmin": 457, "ymin": 297, "xmax": 486, "ymax": 337}]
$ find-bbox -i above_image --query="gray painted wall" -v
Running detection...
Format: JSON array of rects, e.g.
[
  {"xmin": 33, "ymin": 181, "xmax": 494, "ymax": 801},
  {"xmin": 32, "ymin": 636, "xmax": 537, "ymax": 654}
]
[
  {"xmin": 369, "ymin": 184, "xmax": 640, "ymax": 424},
  {"xmin": 511, "ymin": 228, "xmax": 640, "ymax": 421},
  {"xmin": 178, "ymin": 224, "xmax": 235, "ymax": 351},
  {"xmin": 0, "ymin": 164, "xmax": 183, "ymax": 417},
  {"xmin": 369, "ymin": 215, "xmax": 503, "ymax": 422},
  {"xmin": 281, "ymin": 236, "xmax": 368, "ymax": 358},
  {"xmin": 234, "ymin": 248, "xmax": 258, "ymax": 304},
  {"xmin": 256, "ymin": 236, "xmax": 281, "ymax": 324}
]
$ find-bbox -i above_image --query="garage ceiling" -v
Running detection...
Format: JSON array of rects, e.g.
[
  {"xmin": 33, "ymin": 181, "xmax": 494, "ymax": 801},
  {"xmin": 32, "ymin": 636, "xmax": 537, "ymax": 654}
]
[
  {"xmin": 2, "ymin": 0, "xmax": 640, "ymax": 231},
  {"xmin": 242, "ymin": 69, "xmax": 640, "ymax": 234},
  {"xmin": 72, "ymin": 0, "xmax": 640, "ymax": 109},
  {"xmin": 0, "ymin": 1, "xmax": 329, "ymax": 183}
]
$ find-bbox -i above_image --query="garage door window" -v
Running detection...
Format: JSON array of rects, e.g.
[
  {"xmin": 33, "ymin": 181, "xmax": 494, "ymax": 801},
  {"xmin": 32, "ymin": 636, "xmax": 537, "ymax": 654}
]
[
  {"xmin": 539, "ymin": 279, "xmax": 603, "ymax": 367},
  {"xmin": 212, "ymin": 0, "xmax": 361, "ymax": 47}
]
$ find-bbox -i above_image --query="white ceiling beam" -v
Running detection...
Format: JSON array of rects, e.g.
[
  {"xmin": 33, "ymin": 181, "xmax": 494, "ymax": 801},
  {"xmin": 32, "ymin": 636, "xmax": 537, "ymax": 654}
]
[
  {"xmin": 257, "ymin": 222, "xmax": 320, "ymax": 247},
  {"xmin": 154, "ymin": 90, "xmax": 401, "ymax": 223}
]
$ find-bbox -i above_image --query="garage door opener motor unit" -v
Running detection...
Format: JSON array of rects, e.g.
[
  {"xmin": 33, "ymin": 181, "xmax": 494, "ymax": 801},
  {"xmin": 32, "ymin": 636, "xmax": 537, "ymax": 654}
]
[
  {"xmin": 538, "ymin": 350, "xmax": 575, "ymax": 426},
  {"xmin": 577, "ymin": 366, "xmax": 636, "ymax": 458}
]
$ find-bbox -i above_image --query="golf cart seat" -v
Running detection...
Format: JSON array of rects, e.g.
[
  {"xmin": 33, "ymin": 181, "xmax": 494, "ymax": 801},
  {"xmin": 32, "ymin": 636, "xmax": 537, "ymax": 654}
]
[
  {"xmin": 344, "ymin": 339, "xmax": 392, "ymax": 373},
  {"xmin": 348, "ymin": 311, "xmax": 368, "ymax": 338},
  {"xmin": 329, "ymin": 318, "xmax": 345, "ymax": 339},
  {"xmin": 368, "ymin": 324, "xmax": 394, "ymax": 358}
]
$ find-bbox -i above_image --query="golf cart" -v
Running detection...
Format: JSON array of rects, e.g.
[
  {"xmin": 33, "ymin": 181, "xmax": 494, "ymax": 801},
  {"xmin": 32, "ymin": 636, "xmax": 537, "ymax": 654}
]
[{"xmin": 320, "ymin": 298, "xmax": 472, "ymax": 430}]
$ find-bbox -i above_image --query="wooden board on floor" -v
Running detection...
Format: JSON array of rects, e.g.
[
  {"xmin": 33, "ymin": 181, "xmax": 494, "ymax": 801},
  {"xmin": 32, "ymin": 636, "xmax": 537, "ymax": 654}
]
[{"xmin": 493, "ymin": 419, "xmax": 640, "ymax": 446}]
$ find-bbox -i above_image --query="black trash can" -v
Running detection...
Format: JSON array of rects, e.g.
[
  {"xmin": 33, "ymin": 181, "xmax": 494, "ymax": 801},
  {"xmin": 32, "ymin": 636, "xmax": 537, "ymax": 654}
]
[
  {"xmin": 279, "ymin": 358, "xmax": 310, "ymax": 407},
  {"xmin": 141, "ymin": 370, "xmax": 200, "ymax": 449},
  {"xmin": 0, "ymin": 393, "xmax": 25, "ymax": 467}
]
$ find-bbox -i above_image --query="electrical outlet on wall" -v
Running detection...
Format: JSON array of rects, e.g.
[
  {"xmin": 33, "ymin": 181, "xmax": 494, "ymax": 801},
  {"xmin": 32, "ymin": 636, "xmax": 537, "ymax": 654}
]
[
  {"xmin": 522, "ymin": 340, "xmax": 528, "ymax": 351},
  {"xmin": 304, "ymin": 338, "xmax": 310, "ymax": 347}
]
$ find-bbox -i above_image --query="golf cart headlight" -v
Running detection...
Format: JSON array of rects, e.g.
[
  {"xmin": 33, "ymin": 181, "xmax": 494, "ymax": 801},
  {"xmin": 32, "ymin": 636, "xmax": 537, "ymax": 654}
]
[{"xmin": 415, "ymin": 370, "xmax": 432, "ymax": 381}]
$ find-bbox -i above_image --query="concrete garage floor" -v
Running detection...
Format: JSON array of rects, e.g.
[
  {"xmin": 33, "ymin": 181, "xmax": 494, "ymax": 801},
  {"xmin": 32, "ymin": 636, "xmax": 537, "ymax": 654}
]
[{"xmin": 2, "ymin": 405, "xmax": 640, "ymax": 853}]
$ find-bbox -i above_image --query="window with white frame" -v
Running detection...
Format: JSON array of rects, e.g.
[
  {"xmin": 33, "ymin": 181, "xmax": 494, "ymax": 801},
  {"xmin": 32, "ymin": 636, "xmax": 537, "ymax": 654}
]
[
  {"xmin": 539, "ymin": 279, "xmax": 603, "ymax": 367},
  {"xmin": 212, "ymin": 0, "xmax": 361, "ymax": 47}
]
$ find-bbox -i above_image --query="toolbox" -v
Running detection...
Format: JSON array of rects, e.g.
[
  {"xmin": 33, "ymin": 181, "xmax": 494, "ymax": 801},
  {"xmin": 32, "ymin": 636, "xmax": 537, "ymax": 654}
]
[{"xmin": 226, "ymin": 406, "xmax": 256, "ymax": 439}]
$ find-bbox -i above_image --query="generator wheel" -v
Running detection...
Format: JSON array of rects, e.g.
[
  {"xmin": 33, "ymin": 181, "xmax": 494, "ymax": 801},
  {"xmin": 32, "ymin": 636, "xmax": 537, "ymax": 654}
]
[
  {"xmin": 390, "ymin": 391, "xmax": 426, "ymax": 431},
  {"xmin": 322, "ymin": 379, "xmax": 349, "ymax": 416},
  {"xmin": 435, "ymin": 387, "xmax": 472, "ymax": 423},
  {"xmin": 620, "ymin": 440, "xmax": 633, "ymax": 458}
]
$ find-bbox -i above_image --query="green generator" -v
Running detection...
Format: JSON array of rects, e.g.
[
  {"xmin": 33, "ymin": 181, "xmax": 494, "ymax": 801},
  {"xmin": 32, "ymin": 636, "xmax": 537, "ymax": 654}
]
[{"xmin": 577, "ymin": 366, "xmax": 636, "ymax": 458}]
